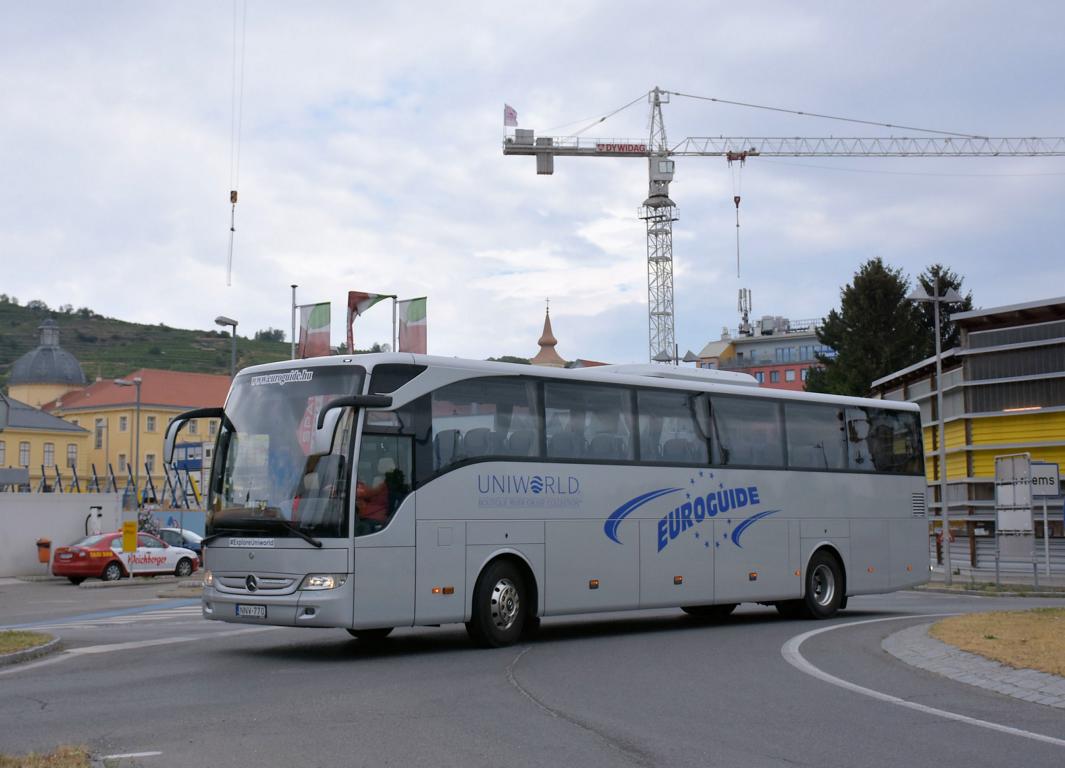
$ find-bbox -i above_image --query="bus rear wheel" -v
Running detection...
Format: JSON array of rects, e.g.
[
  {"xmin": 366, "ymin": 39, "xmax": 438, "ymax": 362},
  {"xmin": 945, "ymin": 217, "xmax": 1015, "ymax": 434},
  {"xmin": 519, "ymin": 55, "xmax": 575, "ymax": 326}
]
[
  {"xmin": 681, "ymin": 604, "xmax": 737, "ymax": 620},
  {"xmin": 778, "ymin": 551, "xmax": 843, "ymax": 620},
  {"xmin": 466, "ymin": 560, "xmax": 526, "ymax": 648}
]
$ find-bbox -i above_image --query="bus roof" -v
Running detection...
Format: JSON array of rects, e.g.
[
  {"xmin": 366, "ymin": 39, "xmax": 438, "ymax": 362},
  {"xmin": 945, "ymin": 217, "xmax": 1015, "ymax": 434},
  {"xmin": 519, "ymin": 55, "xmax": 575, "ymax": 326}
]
[{"xmin": 236, "ymin": 353, "xmax": 920, "ymax": 413}]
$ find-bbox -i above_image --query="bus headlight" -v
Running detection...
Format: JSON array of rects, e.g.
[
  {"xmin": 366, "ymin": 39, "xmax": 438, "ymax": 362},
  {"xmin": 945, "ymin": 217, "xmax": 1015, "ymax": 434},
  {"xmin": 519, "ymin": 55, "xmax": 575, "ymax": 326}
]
[
  {"xmin": 300, "ymin": 574, "xmax": 347, "ymax": 591},
  {"xmin": 203, "ymin": 569, "xmax": 214, "ymax": 586}
]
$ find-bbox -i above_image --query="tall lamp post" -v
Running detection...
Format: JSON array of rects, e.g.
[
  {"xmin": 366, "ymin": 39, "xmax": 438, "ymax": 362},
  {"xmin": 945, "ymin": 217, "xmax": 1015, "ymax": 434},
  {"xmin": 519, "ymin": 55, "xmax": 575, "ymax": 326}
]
[
  {"xmin": 114, "ymin": 377, "xmax": 143, "ymax": 506},
  {"xmin": 215, "ymin": 316, "xmax": 239, "ymax": 377},
  {"xmin": 907, "ymin": 284, "xmax": 963, "ymax": 585}
]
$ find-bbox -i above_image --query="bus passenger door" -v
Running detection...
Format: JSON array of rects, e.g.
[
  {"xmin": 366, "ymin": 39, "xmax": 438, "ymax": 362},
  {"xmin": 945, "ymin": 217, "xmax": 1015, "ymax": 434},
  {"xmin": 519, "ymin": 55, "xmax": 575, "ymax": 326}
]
[{"xmin": 352, "ymin": 433, "xmax": 416, "ymax": 630}]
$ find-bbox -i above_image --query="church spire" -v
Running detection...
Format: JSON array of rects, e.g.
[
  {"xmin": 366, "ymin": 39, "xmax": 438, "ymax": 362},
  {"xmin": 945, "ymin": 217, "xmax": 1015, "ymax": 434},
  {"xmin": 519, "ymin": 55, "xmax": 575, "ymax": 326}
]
[{"xmin": 530, "ymin": 298, "xmax": 566, "ymax": 367}]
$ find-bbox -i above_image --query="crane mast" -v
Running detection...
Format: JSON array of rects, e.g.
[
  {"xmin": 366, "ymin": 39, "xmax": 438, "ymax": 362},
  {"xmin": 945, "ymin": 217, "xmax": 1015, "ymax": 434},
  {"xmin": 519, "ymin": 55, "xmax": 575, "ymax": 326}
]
[{"xmin": 502, "ymin": 89, "xmax": 1065, "ymax": 363}]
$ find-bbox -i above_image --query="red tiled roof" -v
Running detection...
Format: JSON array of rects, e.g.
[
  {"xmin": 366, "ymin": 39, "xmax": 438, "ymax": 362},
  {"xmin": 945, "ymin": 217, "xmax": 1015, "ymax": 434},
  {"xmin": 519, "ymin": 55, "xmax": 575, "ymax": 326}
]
[{"xmin": 47, "ymin": 369, "xmax": 232, "ymax": 412}]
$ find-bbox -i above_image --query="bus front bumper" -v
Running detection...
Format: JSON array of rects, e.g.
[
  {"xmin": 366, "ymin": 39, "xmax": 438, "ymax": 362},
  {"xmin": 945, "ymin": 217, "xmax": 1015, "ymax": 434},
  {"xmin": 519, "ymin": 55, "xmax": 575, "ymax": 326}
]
[{"xmin": 202, "ymin": 577, "xmax": 353, "ymax": 628}]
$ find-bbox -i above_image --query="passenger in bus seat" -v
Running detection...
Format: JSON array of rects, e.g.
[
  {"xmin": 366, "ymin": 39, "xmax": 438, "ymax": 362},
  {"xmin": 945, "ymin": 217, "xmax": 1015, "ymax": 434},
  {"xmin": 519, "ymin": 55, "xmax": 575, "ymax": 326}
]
[{"xmin": 356, "ymin": 457, "xmax": 394, "ymax": 526}]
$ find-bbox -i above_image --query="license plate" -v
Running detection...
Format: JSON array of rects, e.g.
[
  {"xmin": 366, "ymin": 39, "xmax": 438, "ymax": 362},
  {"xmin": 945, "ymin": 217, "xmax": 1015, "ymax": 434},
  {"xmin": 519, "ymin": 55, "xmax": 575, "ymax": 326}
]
[
  {"xmin": 235, "ymin": 604, "xmax": 267, "ymax": 618},
  {"xmin": 58, "ymin": 553, "xmax": 72, "ymax": 560}
]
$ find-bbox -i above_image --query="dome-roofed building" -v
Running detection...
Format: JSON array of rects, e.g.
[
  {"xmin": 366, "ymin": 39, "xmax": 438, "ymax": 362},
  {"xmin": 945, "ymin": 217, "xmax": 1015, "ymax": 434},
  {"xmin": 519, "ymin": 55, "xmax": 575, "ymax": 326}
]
[{"xmin": 8, "ymin": 319, "xmax": 87, "ymax": 408}]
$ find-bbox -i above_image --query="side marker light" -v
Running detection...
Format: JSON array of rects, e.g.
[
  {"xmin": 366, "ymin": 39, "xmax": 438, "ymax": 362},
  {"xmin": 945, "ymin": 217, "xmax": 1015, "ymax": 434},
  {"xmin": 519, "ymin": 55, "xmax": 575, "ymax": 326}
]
[{"xmin": 589, "ymin": 579, "xmax": 600, "ymax": 590}]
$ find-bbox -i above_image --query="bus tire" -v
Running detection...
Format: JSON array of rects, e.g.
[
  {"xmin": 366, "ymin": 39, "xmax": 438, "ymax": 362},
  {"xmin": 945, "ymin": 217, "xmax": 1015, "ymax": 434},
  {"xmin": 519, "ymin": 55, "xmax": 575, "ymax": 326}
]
[
  {"xmin": 801, "ymin": 550, "xmax": 843, "ymax": 619},
  {"xmin": 346, "ymin": 627, "xmax": 393, "ymax": 642},
  {"xmin": 466, "ymin": 560, "xmax": 526, "ymax": 648},
  {"xmin": 681, "ymin": 604, "xmax": 736, "ymax": 620}
]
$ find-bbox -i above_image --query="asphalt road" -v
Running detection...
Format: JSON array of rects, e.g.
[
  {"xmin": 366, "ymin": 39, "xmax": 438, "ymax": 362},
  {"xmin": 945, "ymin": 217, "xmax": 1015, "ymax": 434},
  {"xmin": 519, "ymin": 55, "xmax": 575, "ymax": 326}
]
[{"xmin": 1, "ymin": 580, "xmax": 1063, "ymax": 768}]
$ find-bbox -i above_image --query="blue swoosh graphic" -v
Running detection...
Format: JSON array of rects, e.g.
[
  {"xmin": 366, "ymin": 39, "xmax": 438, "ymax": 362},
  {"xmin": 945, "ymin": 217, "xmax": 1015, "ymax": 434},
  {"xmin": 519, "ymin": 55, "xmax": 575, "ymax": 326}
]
[
  {"xmin": 603, "ymin": 487, "xmax": 682, "ymax": 544},
  {"xmin": 730, "ymin": 509, "xmax": 781, "ymax": 548}
]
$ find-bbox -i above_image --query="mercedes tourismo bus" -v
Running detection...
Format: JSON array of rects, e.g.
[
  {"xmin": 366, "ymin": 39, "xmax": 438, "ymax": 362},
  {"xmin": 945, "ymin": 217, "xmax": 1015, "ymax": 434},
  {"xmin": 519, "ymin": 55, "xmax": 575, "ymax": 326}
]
[{"xmin": 165, "ymin": 354, "xmax": 928, "ymax": 647}]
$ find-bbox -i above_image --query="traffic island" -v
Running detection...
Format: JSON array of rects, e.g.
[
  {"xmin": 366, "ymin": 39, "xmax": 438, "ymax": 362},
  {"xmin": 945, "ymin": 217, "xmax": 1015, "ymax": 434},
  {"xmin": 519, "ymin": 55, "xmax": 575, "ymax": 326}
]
[
  {"xmin": 0, "ymin": 631, "xmax": 62, "ymax": 667},
  {"xmin": 0, "ymin": 745, "xmax": 92, "ymax": 767},
  {"xmin": 930, "ymin": 607, "xmax": 1065, "ymax": 678}
]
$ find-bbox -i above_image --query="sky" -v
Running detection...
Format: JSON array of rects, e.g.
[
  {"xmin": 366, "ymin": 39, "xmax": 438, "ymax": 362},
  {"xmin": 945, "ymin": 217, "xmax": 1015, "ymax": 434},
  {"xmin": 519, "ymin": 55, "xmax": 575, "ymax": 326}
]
[{"xmin": 2, "ymin": 1, "xmax": 1064, "ymax": 365}]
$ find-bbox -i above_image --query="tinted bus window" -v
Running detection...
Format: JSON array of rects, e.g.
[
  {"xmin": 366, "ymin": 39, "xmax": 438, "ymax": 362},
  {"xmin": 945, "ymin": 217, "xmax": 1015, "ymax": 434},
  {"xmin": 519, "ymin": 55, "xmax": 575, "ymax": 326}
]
[
  {"xmin": 430, "ymin": 377, "xmax": 540, "ymax": 472},
  {"xmin": 846, "ymin": 407, "xmax": 923, "ymax": 474},
  {"xmin": 785, "ymin": 403, "xmax": 846, "ymax": 470},
  {"xmin": 545, "ymin": 383, "xmax": 634, "ymax": 461},
  {"xmin": 638, "ymin": 389, "xmax": 709, "ymax": 464},
  {"xmin": 710, "ymin": 397, "xmax": 785, "ymax": 467}
]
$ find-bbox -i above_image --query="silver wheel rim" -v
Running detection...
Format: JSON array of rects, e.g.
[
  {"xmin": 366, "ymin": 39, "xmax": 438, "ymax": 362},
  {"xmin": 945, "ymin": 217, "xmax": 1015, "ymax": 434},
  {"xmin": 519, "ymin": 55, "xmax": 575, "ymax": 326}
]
[
  {"xmin": 811, "ymin": 564, "xmax": 835, "ymax": 607},
  {"xmin": 177, "ymin": 561, "xmax": 190, "ymax": 577},
  {"xmin": 489, "ymin": 577, "xmax": 520, "ymax": 631},
  {"xmin": 105, "ymin": 564, "xmax": 121, "ymax": 580}
]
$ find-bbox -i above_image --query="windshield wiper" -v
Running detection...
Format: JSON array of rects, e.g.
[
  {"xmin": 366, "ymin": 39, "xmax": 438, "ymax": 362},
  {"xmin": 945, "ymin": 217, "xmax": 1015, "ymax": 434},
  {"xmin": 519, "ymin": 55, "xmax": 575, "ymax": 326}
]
[{"xmin": 265, "ymin": 518, "xmax": 323, "ymax": 548}]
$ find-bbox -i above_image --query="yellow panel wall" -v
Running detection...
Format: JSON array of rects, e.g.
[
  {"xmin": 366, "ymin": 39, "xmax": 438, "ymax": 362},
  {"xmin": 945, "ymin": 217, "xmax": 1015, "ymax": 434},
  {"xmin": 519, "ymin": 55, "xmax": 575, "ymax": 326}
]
[{"xmin": 970, "ymin": 412, "xmax": 1065, "ymax": 445}]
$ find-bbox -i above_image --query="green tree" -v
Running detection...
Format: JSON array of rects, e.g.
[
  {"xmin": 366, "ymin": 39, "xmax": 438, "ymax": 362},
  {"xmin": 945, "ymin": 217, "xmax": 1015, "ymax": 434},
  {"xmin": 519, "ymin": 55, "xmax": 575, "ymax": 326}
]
[
  {"xmin": 805, "ymin": 257, "xmax": 926, "ymax": 396},
  {"xmin": 254, "ymin": 327, "xmax": 286, "ymax": 342},
  {"xmin": 915, "ymin": 263, "xmax": 974, "ymax": 356}
]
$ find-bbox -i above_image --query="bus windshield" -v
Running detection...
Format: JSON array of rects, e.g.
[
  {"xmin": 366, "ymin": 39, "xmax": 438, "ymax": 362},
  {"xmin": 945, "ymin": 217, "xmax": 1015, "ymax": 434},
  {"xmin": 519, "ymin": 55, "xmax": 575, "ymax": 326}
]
[{"xmin": 207, "ymin": 366, "xmax": 364, "ymax": 539}]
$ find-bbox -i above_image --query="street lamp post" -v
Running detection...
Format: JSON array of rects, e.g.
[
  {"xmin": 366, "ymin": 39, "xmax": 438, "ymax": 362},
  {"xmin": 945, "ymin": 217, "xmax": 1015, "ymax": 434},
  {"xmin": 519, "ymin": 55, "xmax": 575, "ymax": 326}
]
[
  {"xmin": 215, "ymin": 316, "xmax": 239, "ymax": 377},
  {"xmin": 907, "ymin": 284, "xmax": 963, "ymax": 586},
  {"xmin": 114, "ymin": 377, "xmax": 143, "ymax": 507}
]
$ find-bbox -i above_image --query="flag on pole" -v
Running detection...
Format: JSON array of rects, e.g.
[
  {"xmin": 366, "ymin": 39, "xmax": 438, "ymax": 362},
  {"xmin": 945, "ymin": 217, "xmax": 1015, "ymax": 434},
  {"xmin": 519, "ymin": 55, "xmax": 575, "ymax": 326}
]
[
  {"xmin": 397, "ymin": 297, "xmax": 427, "ymax": 354},
  {"xmin": 297, "ymin": 302, "xmax": 331, "ymax": 358},
  {"xmin": 504, "ymin": 104, "xmax": 518, "ymax": 127},
  {"xmin": 346, "ymin": 291, "xmax": 390, "ymax": 352}
]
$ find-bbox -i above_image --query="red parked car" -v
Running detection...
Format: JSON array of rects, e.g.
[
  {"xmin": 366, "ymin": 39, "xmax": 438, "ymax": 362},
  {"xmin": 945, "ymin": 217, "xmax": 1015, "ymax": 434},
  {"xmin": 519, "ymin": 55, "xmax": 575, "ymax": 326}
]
[{"xmin": 52, "ymin": 531, "xmax": 200, "ymax": 584}]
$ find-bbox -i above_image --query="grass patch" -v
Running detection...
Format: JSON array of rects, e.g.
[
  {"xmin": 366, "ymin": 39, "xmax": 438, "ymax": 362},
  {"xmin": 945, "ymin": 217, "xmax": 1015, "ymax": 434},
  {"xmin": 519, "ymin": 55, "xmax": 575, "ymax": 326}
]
[
  {"xmin": 0, "ymin": 746, "xmax": 92, "ymax": 767},
  {"xmin": 931, "ymin": 608, "xmax": 1065, "ymax": 677},
  {"xmin": 0, "ymin": 631, "xmax": 52, "ymax": 654}
]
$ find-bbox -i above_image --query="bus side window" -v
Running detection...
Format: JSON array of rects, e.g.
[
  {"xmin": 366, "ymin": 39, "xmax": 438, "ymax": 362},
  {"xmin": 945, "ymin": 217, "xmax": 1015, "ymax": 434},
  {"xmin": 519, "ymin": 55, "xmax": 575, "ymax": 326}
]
[{"xmin": 711, "ymin": 396, "xmax": 785, "ymax": 467}]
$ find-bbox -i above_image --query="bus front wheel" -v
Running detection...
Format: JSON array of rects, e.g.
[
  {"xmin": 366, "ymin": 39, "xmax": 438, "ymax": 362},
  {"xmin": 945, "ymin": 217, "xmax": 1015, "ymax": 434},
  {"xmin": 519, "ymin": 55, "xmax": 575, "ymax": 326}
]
[{"xmin": 466, "ymin": 560, "xmax": 526, "ymax": 648}]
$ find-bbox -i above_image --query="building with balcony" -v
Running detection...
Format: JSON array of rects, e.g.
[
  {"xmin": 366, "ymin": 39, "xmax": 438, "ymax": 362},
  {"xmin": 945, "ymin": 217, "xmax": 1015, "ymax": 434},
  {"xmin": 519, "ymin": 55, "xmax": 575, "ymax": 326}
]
[{"xmin": 696, "ymin": 316, "xmax": 833, "ymax": 391}]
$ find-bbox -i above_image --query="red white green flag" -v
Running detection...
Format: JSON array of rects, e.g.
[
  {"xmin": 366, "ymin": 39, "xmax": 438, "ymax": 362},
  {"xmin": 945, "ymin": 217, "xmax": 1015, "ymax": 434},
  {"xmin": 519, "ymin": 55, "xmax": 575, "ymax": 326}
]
[
  {"xmin": 346, "ymin": 291, "xmax": 390, "ymax": 352},
  {"xmin": 298, "ymin": 302, "xmax": 331, "ymax": 358},
  {"xmin": 397, "ymin": 297, "xmax": 427, "ymax": 354}
]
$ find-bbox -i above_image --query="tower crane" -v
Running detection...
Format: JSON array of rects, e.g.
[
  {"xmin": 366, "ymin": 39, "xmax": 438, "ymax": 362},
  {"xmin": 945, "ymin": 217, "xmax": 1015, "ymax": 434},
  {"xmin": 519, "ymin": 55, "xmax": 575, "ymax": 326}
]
[{"xmin": 503, "ymin": 87, "xmax": 1065, "ymax": 363}]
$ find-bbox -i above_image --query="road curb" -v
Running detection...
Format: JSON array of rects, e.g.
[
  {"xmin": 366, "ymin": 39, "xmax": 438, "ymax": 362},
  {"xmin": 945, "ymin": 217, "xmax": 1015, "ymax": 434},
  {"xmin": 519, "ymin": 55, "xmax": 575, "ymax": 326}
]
[
  {"xmin": 79, "ymin": 576, "xmax": 180, "ymax": 590},
  {"xmin": 914, "ymin": 586, "xmax": 1065, "ymax": 599},
  {"xmin": 883, "ymin": 622, "xmax": 1065, "ymax": 709},
  {"xmin": 0, "ymin": 635, "xmax": 63, "ymax": 668}
]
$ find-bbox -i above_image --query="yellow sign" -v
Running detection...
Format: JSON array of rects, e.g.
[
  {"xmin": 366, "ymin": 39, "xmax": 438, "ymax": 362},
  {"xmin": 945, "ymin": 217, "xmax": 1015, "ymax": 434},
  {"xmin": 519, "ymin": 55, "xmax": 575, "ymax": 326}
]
[{"xmin": 122, "ymin": 521, "xmax": 137, "ymax": 553}]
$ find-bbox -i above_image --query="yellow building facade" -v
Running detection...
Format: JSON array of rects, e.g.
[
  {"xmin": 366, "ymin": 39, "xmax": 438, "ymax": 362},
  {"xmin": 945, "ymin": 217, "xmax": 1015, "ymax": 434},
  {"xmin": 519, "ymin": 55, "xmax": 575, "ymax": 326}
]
[
  {"xmin": 0, "ymin": 392, "xmax": 89, "ymax": 490},
  {"xmin": 49, "ymin": 369, "xmax": 231, "ymax": 503},
  {"xmin": 872, "ymin": 296, "xmax": 1065, "ymax": 560}
]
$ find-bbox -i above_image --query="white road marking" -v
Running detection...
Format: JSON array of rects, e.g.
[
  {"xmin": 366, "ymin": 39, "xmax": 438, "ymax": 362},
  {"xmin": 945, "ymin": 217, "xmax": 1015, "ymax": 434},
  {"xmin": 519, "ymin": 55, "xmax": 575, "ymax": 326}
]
[
  {"xmin": 781, "ymin": 614, "xmax": 1065, "ymax": 749},
  {"xmin": 66, "ymin": 626, "xmax": 277, "ymax": 655},
  {"xmin": 0, "ymin": 626, "xmax": 279, "ymax": 677},
  {"xmin": 101, "ymin": 751, "xmax": 163, "ymax": 759}
]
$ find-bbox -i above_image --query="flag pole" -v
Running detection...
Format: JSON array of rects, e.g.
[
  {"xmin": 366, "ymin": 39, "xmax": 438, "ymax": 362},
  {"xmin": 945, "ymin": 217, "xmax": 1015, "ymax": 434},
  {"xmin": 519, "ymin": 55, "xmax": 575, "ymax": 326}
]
[
  {"xmin": 392, "ymin": 297, "xmax": 397, "ymax": 352},
  {"xmin": 290, "ymin": 284, "xmax": 297, "ymax": 359}
]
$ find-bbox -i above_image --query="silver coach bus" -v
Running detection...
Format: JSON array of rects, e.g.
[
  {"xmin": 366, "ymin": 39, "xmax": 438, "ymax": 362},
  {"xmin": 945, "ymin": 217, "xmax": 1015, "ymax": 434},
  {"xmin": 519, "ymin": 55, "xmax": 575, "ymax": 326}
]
[{"xmin": 165, "ymin": 354, "xmax": 928, "ymax": 647}]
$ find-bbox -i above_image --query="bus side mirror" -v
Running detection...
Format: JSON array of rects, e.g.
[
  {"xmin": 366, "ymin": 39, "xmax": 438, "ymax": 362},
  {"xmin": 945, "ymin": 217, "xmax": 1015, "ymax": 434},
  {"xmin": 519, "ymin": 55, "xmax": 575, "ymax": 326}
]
[
  {"xmin": 311, "ymin": 395, "xmax": 393, "ymax": 455},
  {"xmin": 311, "ymin": 408, "xmax": 342, "ymax": 456},
  {"xmin": 164, "ymin": 406, "xmax": 229, "ymax": 463},
  {"xmin": 315, "ymin": 395, "xmax": 393, "ymax": 429}
]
